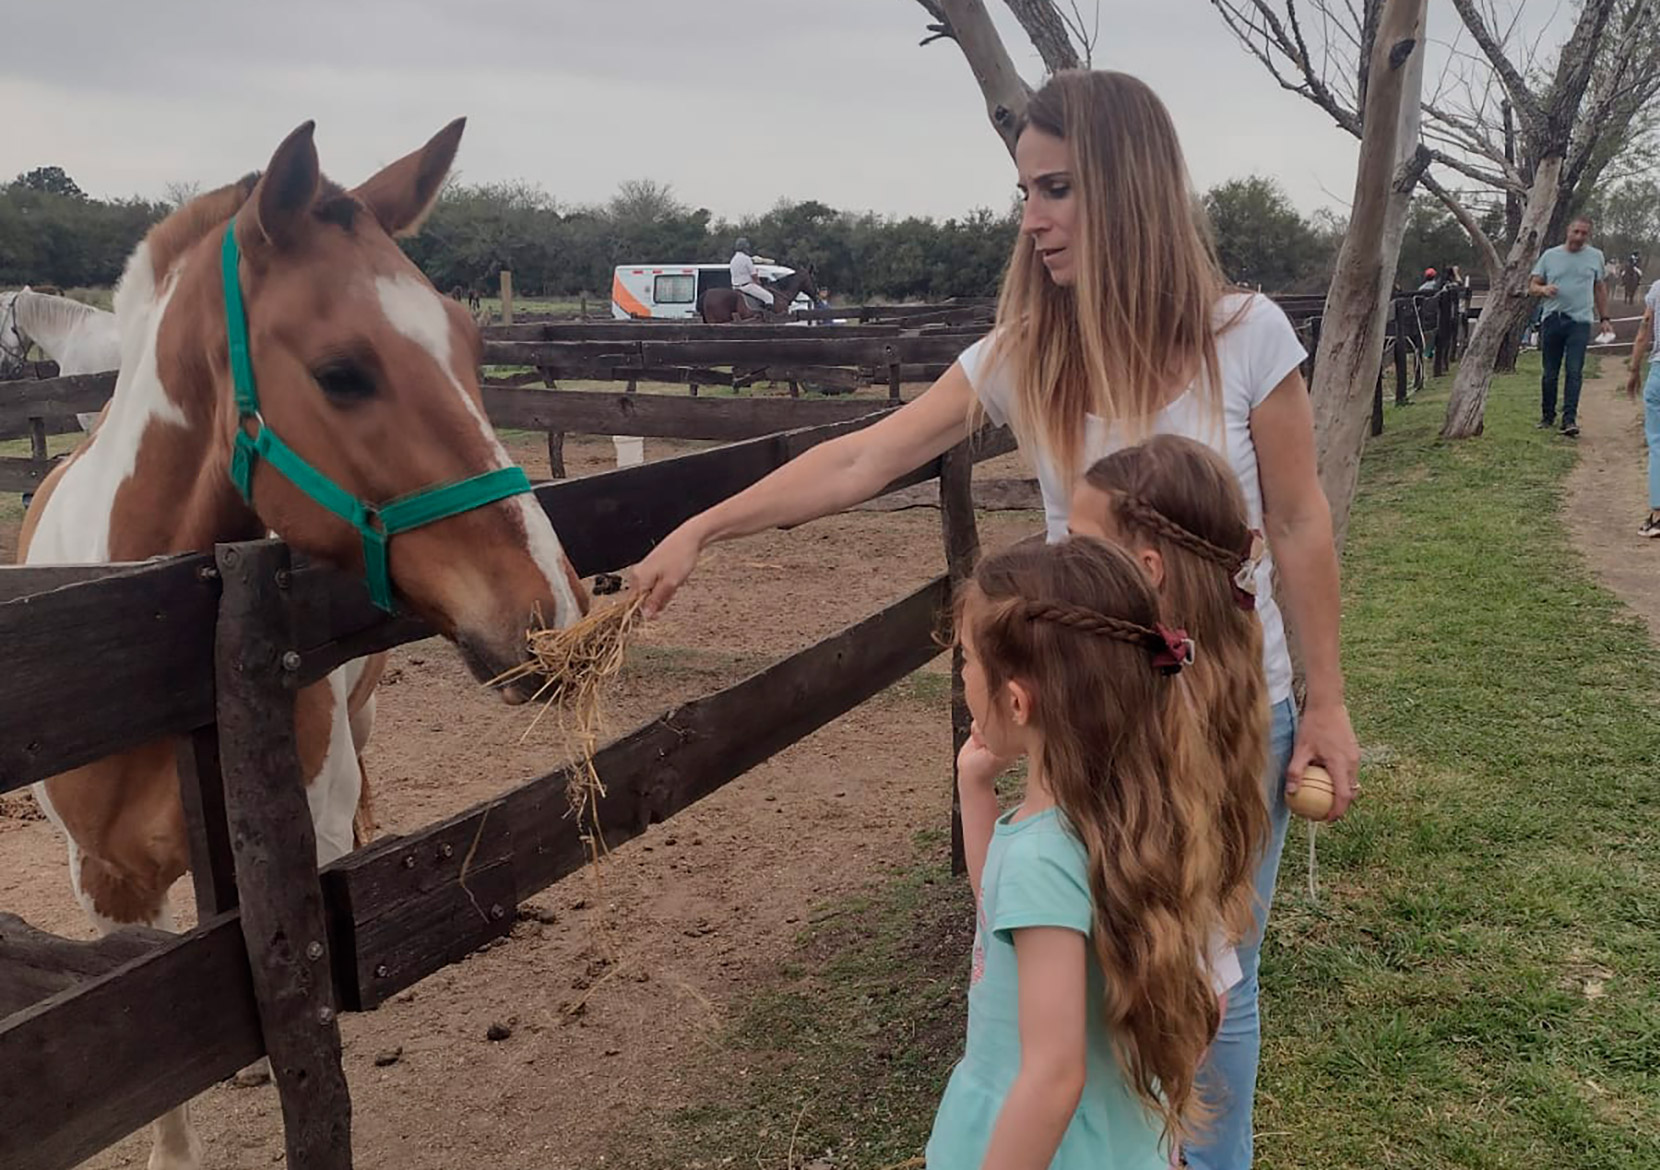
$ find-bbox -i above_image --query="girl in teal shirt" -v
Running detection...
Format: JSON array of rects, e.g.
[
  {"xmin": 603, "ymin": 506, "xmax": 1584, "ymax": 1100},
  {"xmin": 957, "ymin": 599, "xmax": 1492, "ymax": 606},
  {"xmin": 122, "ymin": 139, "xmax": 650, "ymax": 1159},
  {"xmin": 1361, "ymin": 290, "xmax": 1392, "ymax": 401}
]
[{"xmin": 929, "ymin": 538, "xmax": 1225, "ymax": 1169}]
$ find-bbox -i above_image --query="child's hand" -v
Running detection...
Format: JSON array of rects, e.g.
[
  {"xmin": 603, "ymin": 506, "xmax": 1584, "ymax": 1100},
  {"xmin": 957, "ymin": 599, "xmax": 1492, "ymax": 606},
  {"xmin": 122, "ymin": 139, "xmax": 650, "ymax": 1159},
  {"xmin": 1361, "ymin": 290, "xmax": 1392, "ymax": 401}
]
[{"xmin": 958, "ymin": 722, "xmax": 1016, "ymax": 790}]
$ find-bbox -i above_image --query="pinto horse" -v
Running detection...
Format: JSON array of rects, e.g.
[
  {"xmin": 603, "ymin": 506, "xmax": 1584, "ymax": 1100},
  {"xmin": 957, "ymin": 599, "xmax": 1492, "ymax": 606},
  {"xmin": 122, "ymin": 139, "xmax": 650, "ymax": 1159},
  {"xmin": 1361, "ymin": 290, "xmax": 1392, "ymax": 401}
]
[
  {"xmin": 18, "ymin": 118, "xmax": 589, "ymax": 1170},
  {"xmin": 699, "ymin": 264, "xmax": 822, "ymax": 323}
]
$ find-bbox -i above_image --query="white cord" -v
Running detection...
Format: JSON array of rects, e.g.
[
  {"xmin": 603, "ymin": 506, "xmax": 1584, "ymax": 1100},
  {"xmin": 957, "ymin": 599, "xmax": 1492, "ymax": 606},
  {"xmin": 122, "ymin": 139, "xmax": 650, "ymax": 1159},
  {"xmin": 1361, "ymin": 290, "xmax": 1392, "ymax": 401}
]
[{"xmin": 1305, "ymin": 819, "xmax": 1319, "ymax": 903}]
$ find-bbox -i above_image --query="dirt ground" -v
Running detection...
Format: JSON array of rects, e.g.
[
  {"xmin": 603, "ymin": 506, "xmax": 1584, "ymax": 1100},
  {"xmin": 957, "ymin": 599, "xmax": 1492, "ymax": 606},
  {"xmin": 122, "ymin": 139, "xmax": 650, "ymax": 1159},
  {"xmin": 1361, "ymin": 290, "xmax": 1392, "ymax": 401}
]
[
  {"xmin": 1564, "ymin": 365, "xmax": 1660, "ymax": 637},
  {"xmin": 0, "ymin": 424, "xmax": 1042, "ymax": 1169}
]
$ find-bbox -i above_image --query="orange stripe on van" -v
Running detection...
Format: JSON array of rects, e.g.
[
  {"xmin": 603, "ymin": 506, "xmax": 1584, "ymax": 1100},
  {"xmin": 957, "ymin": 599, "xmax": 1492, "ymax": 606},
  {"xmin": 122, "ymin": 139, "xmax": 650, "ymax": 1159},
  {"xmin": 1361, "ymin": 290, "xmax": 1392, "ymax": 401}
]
[{"xmin": 612, "ymin": 272, "xmax": 651, "ymax": 319}]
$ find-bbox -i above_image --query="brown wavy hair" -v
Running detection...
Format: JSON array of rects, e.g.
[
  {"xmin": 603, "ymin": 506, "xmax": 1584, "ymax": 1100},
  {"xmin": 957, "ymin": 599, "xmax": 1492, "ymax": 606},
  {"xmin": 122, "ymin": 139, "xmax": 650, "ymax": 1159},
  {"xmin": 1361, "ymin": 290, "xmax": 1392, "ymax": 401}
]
[
  {"xmin": 1082, "ymin": 435, "xmax": 1270, "ymax": 945},
  {"xmin": 962, "ymin": 537, "xmax": 1221, "ymax": 1143},
  {"xmin": 984, "ymin": 70, "xmax": 1239, "ymax": 480}
]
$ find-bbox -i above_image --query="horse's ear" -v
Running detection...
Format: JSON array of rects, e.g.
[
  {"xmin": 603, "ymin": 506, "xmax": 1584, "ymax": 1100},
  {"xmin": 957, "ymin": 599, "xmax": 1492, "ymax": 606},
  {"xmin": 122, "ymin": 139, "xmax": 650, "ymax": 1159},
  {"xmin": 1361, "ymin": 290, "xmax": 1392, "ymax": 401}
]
[
  {"xmin": 352, "ymin": 118, "xmax": 465, "ymax": 239},
  {"xmin": 239, "ymin": 121, "xmax": 320, "ymax": 253}
]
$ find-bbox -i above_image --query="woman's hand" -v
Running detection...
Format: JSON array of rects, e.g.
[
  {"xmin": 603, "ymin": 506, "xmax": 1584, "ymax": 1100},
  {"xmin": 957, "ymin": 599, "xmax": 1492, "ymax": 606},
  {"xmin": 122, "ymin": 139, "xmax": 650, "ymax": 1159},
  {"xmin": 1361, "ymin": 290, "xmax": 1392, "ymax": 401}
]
[
  {"xmin": 1286, "ymin": 700, "xmax": 1360, "ymax": 822},
  {"xmin": 629, "ymin": 522, "xmax": 705, "ymax": 618}
]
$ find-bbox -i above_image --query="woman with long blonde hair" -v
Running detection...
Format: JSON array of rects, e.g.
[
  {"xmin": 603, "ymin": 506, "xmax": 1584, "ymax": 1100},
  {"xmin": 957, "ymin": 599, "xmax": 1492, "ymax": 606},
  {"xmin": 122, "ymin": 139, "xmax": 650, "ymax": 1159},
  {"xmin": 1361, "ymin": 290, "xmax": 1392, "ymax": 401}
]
[{"xmin": 633, "ymin": 69, "xmax": 1358, "ymax": 1169}]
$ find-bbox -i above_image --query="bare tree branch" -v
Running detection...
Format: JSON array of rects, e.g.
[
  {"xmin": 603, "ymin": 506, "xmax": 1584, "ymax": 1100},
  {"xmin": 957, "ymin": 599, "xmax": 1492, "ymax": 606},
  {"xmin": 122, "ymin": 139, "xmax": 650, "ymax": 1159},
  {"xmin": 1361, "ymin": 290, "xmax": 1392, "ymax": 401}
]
[
  {"xmin": 915, "ymin": 0, "xmax": 1036, "ymax": 156},
  {"xmin": 1447, "ymin": 0, "xmax": 1546, "ymax": 131},
  {"xmin": 1422, "ymin": 170, "xmax": 1503, "ymax": 273},
  {"xmin": 1001, "ymin": 0, "xmax": 1083, "ymax": 71}
]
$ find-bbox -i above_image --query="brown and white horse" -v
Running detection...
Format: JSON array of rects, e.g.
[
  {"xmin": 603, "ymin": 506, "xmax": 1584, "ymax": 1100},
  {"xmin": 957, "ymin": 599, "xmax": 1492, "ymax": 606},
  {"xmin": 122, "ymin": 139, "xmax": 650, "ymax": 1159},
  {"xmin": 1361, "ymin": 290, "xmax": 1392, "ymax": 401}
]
[{"xmin": 18, "ymin": 119, "xmax": 588, "ymax": 1169}]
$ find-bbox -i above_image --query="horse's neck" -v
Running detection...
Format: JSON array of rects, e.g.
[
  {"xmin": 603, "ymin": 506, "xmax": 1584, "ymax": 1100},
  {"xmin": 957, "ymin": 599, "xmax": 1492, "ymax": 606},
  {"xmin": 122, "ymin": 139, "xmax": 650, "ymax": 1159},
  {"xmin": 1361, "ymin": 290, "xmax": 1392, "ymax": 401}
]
[
  {"xmin": 30, "ymin": 277, "xmax": 255, "ymax": 564},
  {"xmin": 15, "ymin": 294, "xmax": 98, "ymax": 362}
]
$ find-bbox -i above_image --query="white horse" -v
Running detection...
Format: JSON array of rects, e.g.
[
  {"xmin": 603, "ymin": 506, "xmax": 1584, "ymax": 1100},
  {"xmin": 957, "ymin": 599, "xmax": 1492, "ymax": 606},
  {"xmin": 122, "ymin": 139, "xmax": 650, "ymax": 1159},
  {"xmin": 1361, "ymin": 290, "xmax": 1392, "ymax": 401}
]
[{"xmin": 0, "ymin": 287, "xmax": 122, "ymax": 430}]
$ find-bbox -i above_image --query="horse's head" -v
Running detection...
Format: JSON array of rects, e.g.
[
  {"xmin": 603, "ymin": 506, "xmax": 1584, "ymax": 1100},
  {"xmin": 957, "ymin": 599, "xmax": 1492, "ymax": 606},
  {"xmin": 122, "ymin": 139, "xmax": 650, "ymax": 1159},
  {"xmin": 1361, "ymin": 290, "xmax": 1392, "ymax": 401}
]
[
  {"xmin": 0, "ymin": 289, "xmax": 30, "ymax": 379},
  {"xmin": 796, "ymin": 264, "xmax": 822, "ymax": 302},
  {"xmin": 206, "ymin": 121, "xmax": 588, "ymax": 700}
]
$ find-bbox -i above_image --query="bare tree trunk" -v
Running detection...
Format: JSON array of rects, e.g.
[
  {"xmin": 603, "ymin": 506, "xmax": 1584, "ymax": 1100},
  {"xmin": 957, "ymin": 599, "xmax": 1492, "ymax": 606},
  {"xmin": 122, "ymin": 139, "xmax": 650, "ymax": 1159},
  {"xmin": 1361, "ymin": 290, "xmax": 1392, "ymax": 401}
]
[
  {"xmin": 1311, "ymin": 0, "xmax": 1429, "ymax": 552},
  {"xmin": 1441, "ymin": 154, "xmax": 1564, "ymax": 438},
  {"xmin": 921, "ymin": 0, "xmax": 1034, "ymax": 156}
]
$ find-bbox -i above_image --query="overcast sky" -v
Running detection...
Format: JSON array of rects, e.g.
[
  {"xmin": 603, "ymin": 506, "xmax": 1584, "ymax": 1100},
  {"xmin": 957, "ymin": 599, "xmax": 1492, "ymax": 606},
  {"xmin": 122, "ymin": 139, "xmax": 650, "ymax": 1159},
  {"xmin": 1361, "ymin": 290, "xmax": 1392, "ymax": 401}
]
[{"xmin": 3, "ymin": 1, "xmax": 1539, "ymax": 223}]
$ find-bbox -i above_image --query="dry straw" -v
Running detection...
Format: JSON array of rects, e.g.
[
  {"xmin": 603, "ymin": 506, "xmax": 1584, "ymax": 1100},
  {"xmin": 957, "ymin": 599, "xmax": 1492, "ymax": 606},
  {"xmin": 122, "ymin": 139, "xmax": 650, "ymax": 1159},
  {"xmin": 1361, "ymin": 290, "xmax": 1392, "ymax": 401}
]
[{"xmin": 488, "ymin": 593, "xmax": 648, "ymax": 867}]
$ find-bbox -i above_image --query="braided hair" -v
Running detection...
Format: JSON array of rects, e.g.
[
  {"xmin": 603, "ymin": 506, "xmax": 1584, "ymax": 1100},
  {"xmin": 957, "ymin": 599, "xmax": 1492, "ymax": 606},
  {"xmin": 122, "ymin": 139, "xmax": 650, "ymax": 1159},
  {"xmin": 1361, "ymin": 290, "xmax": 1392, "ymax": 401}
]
[
  {"xmin": 1080, "ymin": 435, "xmax": 1270, "ymax": 951},
  {"xmin": 962, "ymin": 537, "xmax": 1220, "ymax": 1144}
]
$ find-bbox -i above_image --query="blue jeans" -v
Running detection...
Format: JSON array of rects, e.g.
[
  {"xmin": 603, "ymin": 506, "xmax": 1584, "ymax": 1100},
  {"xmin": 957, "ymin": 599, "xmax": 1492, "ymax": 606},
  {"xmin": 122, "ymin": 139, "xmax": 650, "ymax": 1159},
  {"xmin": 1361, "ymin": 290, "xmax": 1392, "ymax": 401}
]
[
  {"xmin": 1645, "ymin": 363, "xmax": 1660, "ymax": 509},
  {"xmin": 1184, "ymin": 697, "xmax": 1297, "ymax": 1170},
  {"xmin": 1540, "ymin": 314, "xmax": 1591, "ymax": 426}
]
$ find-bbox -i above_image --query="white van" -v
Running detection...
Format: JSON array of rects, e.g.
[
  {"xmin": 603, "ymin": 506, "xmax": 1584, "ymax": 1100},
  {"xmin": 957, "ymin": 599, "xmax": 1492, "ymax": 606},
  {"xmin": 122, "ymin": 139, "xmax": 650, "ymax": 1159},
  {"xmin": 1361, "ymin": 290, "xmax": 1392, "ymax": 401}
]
[{"xmin": 610, "ymin": 263, "xmax": 815, "ymax": 320}]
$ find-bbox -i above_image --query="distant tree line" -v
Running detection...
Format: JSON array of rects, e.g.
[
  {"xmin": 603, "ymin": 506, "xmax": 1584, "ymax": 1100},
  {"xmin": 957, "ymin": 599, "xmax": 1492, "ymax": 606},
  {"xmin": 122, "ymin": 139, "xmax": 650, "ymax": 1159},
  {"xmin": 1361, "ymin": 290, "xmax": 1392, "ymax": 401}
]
[{"xmin": 12, "ymin": 166, "xmax": 1644, "ymax": 302}]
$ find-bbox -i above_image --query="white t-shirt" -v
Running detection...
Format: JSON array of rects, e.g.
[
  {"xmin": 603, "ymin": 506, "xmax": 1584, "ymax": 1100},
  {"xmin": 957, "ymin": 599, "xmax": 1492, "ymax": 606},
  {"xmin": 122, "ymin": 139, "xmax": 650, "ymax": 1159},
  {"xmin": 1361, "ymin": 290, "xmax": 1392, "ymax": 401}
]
[
  {"xmin": 730, "ymin": 251, "xmax": 759, "ymax": 288},
  {"xmin": 956, "ymin": 292, "xmax": 1306, "ymax": 703}
]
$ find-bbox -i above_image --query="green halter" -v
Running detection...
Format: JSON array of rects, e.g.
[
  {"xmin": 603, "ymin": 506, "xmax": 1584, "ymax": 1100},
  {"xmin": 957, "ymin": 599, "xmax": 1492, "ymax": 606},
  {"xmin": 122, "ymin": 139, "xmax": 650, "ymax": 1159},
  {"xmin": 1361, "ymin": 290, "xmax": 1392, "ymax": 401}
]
[{"xmin": 221, "ymin": 218, "xmax": 533, "ymax": 612}]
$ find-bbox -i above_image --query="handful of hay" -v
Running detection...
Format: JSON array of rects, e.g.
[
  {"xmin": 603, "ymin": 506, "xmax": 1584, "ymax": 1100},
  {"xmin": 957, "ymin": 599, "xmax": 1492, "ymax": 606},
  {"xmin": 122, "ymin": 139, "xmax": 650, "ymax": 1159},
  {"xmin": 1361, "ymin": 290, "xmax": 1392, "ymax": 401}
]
[{"xmin": 489, "ymin": 594, "xmax": 647, "ymax": 862}]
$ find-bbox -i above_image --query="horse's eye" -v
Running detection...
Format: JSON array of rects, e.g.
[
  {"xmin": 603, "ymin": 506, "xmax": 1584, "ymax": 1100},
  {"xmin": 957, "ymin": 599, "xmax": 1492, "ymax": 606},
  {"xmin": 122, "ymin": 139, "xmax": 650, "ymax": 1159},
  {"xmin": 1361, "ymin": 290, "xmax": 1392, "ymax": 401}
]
[{"xmin": 313, "ymin": 361, "xmax": 377, "ymax": 403}]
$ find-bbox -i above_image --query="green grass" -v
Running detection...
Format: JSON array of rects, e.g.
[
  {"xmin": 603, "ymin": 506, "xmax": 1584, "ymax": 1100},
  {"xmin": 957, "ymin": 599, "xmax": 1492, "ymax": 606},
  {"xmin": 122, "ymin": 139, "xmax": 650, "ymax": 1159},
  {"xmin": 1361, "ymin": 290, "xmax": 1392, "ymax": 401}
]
[{"xmin": 613, "ymin": 355, "xmax": 1660, "ymax": 1169}]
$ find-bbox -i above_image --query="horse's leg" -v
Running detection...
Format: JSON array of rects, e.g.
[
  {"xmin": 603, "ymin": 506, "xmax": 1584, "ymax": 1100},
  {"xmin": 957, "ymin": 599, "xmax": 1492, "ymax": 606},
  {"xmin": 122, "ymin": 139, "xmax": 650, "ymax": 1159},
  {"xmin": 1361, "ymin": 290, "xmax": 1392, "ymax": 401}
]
[
  {"xmin": 36, "ymin": 749, "xmax": 202, "ymax": 1170},
  {"xmin": 346, "ymin": 655, "xmax": 385, "ymax": 848}
]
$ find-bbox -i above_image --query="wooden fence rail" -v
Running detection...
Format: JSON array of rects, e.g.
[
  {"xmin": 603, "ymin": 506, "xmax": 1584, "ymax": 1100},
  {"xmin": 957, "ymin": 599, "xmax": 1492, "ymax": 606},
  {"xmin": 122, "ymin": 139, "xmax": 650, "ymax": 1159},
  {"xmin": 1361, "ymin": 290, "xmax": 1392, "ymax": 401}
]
[
  {"xmin": 0, "ymin": 570, "xmax": 949, "ymax": 1170},
  {"xmin": 0, "ymin": 410, "xmax": 1014, "ymax": 795}
]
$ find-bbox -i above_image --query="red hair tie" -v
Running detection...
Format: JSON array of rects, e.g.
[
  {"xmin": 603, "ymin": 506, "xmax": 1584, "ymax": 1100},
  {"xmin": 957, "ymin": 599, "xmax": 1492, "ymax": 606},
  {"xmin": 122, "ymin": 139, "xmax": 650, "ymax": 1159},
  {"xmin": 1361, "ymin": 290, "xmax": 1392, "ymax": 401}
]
[{"xmin": 1151, "ymin": 624, "xmax": 1195, "ymax": 675}]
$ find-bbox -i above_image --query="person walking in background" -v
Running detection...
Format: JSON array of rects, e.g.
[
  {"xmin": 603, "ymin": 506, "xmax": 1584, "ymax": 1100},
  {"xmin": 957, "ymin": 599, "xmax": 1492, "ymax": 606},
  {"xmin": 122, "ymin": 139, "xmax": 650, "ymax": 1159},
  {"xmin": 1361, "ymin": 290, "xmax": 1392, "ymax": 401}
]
[
  {"xmin": 1530, "ymin": 216, "xmax": 1612, "ymax": 438},
  {"xmin": 1623, "ymin": 275, "xmax": 1660, "ymax": 537}
]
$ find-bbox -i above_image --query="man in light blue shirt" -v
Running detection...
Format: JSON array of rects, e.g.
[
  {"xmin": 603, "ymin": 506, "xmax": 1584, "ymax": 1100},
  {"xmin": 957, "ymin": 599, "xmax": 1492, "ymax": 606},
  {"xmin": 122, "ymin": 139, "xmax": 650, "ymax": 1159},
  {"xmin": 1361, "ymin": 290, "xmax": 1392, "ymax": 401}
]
[{"xmin": 1530, "ymin": 216, "xmax": 1612, "ymax": 437}]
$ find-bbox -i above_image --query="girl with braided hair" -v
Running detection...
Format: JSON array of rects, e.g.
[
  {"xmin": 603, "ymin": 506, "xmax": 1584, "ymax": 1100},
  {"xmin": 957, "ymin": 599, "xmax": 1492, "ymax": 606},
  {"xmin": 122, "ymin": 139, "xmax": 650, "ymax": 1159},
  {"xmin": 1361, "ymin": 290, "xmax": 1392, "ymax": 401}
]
[
  {"xmin": 929, "ymin": 536, "xmax": 1222, "ymax": 1170},
  {"xmin": 1071, "ymin": 436, "xmax": 1273, "ymax": 1168},
  {"xmin": 1072, "ymin": 435, "xmax": 1271, "ymax": 955}
]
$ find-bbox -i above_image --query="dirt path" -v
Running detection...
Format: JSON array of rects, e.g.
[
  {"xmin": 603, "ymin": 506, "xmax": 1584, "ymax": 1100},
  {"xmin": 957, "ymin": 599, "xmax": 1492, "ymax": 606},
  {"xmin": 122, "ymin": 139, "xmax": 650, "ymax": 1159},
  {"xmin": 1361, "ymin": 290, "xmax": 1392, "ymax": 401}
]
[{"xmin": 1565, "ymin": 366, "xmax": 1660, "ymax": 635}]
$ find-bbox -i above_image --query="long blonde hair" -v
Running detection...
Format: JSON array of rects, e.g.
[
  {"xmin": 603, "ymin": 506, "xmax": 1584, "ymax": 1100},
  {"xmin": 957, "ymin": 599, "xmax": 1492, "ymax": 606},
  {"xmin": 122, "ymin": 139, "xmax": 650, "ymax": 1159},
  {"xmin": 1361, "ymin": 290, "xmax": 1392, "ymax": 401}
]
[
  {"xmin": 963, "ymin": 538, "xmax": 1221, "ymax": 1144},
  {"xmin": 989, "ymin": 70, "xmax": 1234, "ymax": 480},
  {"xmin": 1083, "ymin": 436, "xmax": 1270, "ymax": 946}
]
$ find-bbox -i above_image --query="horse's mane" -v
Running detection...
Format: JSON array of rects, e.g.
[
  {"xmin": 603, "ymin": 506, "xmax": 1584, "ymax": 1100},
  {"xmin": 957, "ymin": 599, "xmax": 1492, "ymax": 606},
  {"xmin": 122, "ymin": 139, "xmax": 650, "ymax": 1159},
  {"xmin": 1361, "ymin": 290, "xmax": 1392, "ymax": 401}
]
[
  {"xmin": 14, "ymin": 291, "xmax": 109, "ymax": 346},
  {"xmin": 140, "ymin": 175, "xmax": 261, "ymax": 283}
]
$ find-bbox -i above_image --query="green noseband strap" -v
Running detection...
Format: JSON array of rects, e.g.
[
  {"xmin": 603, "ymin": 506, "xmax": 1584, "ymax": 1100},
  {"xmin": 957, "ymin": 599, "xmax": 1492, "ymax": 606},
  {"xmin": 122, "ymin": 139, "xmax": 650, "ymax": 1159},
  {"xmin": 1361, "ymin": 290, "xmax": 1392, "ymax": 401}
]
[{"xmin": 221, "ymin": 218, "xmax": 534, "ymax": 612}]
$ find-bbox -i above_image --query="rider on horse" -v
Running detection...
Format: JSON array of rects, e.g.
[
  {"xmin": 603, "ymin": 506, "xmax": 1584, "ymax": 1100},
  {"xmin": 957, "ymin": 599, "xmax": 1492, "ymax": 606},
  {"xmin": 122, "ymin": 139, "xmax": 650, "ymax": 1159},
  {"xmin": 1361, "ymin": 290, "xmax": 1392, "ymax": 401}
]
[{"xmin": 730, "ymin": 237, "xmax": 775, "ymax": 317}]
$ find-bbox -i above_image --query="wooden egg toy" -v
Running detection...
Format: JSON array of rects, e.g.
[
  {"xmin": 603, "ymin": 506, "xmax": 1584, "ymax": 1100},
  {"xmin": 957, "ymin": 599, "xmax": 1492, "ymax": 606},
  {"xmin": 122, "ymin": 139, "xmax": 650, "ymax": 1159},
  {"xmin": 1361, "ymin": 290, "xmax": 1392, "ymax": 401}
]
[{"xmin": 1286, "ymin": 764, "xmax": 1335, "ymax": 820}]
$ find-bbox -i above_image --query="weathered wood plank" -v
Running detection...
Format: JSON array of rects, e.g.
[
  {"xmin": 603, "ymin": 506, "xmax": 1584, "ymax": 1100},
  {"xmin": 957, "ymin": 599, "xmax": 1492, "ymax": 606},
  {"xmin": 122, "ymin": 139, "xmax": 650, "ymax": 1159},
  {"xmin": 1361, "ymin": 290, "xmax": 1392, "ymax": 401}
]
[
  {"xmin": 323, "ymin": 800, "xmax": 517, "ymax": 1011},
  {"xmin": 213, "ymin": 541, "xmax": 353, "ymax": 1169},
  {"xmin": 176, "ymin": 727, "xmax": 238, "ymax": 919},
  {"xmin": 939, "ymin": 444, "xmax": 981, "ymax": 878},
  {"xmin": 481, "ymin": 385, "xmax": 897, "ymax": 441},
  {"xmin": 0, "ymin": 370, "xmax": 115, "ymax": 439},
  {"xmin": 482, "ymin": 333, "xmax": 977, "ymax": 370},
  {"xmin": 0, "ymin": 454, "xmax": 64, "ymax": 492},
  {"xmin": 0, "ymin": 914, "xmax": 263, "ymax": 1170},
  {"xmin": 851, "ymin": 476, "xmax": 1041, "ymax": 513},
  {"xmin": 0, "ymin": 913, "xmax": 170, "ymax": 1020},
  {"xmin": 0, "ymin": 557, "xmax": 221, "ymax": 793}
]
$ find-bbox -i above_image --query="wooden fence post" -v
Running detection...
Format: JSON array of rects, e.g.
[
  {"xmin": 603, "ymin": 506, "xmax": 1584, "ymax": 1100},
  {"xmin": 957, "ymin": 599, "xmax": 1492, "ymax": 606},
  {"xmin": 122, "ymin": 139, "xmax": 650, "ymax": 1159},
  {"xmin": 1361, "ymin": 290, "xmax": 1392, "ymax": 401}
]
[
  {"xmin": 546, "ymin": 432, "xmax": 567, "ymax": 479},
  {"xmin": 1372, "ymin": 368, "xmax": 1385, "ymax": 437},
  {"xmin": 176, "ymin": 725, "xmax": 239, "ymax": 918},
  {"xmin": 939, "ymin": 442, "xmax": 981, "ymax": 877},
  {"xmin": 28, "ymin": 417, "xmax": 47, "ymax": 462},
  {"xmin": 1395, "ymin": 298, "xmax": 1411, "ymax": 405},
  {"xmin": 499, "ymin": 270, "xmax": 514, "ymax": 326},
  {"xmin": 215, "ymin": 540, "xmax": 353, "ymax": 1170}
]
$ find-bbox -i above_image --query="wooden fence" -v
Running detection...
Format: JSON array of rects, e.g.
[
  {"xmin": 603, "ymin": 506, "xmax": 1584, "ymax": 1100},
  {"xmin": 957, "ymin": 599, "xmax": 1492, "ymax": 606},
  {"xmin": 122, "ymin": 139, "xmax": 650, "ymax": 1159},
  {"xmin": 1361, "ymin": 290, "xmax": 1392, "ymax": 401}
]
[{"xmin": 0, "ymin": 407, "xmax": 1001, "ymax": 1169}]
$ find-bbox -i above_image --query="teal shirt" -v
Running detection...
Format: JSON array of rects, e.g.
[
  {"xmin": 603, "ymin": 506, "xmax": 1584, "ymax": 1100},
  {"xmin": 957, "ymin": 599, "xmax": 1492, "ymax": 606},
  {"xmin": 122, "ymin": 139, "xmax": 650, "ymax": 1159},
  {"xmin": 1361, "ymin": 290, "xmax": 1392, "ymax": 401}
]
[
  {"xmin": 1532, "ymin": 244, "xmax": 1606, "ymax": 324},
  {"xmin": 925, "ymin": 808, "xmax": 1167, "ymax": 1170}
]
